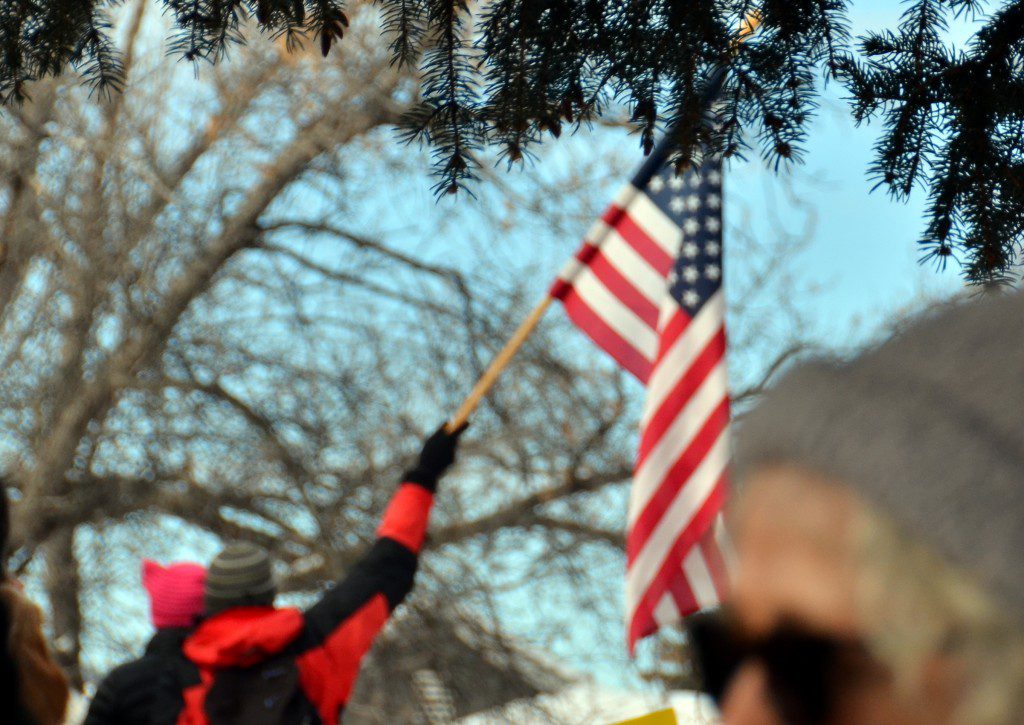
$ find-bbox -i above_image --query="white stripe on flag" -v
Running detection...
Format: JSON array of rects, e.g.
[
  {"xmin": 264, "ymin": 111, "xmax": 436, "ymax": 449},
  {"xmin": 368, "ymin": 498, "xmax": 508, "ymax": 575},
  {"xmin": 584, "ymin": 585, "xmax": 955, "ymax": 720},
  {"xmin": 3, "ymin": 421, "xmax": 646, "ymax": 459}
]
[
  {"xmin": 630, "ymin": 363, "xmax": 730, "ymax": 525},
  {"xmin": 683, "ymin": 548, "xmax": 720, "ymax": 610},
  {"xmin": 653, "ymin": 591, "xmax": 681, "ymax": 628},
  {"xmin": 641, "ymin": 292, "xmax": 726, "ymax": 428},
  {"xmin": 584, "ymin": 222, "xmax": 669, "ymax": 305},
  {"xmin": 655, "ymin": 292, "xmax": 678, "ymax": 331},
  {"xmin": 567, "ymin": 269, "xmax": 660, "ymax": 361},
  {"xmin": 626, "ymin": 430, "xmax": 730, "ymax": 602},
  {"xmin": 617, "ymin": 189, "xmax": 684, "ymax": 258}
]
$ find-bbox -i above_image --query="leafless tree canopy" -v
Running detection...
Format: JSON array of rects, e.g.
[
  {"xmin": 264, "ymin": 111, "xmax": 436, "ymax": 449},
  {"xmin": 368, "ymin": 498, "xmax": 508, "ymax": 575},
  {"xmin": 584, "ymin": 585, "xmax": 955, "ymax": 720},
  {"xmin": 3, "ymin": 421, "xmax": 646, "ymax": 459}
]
[{"xmin": 0, "ymin": 4, "xmax": 814, "ymax": 719}]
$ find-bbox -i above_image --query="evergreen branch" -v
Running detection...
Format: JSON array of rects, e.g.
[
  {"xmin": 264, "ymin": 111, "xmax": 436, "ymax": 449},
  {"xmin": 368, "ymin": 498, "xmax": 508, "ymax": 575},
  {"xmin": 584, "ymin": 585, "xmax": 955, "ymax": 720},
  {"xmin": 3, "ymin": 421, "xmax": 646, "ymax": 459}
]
[
  {"xmin": 0, "ymin": 0, "xmax": 1022, "ymax": 280},
  {"xmin": 378, "ymin": 0, "xmax": 426, "ymax": 67}
]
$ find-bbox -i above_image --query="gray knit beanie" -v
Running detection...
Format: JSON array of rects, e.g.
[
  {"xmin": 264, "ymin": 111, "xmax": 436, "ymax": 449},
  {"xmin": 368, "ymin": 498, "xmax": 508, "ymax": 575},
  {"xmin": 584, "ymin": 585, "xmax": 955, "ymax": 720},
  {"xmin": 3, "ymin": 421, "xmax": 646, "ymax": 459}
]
[
  {"xmin": 736, "ymin": 291, "xmax": 1024, "ymax": 627},
  {"xmin": 204, "ymin": 543, "xmax": 277, "ymax": 616}
]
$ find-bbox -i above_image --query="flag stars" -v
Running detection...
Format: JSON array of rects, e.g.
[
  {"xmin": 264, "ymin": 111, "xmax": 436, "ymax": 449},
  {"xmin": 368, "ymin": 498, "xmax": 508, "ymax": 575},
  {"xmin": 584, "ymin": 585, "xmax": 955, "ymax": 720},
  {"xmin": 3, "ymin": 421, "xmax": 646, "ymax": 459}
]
[{"xmin": 640, "ymin": 156, "xmax": 724, "ymax": 314}]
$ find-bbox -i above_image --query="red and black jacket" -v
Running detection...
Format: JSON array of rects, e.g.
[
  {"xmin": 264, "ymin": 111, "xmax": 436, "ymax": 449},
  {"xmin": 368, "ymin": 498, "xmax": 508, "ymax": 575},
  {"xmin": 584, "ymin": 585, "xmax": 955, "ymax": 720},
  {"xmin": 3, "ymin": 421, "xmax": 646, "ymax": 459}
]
[{"xmin": 178, "ymin": 480, "xmax": 435, "ymax": 725}]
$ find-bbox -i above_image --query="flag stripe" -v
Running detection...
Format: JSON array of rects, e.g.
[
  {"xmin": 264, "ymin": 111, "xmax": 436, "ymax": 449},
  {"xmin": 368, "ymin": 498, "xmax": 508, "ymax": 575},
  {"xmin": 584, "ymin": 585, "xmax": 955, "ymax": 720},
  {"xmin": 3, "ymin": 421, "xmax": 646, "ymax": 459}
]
[
  {"xmin": 559, "ymin": 288, "xmax": 653, "ymax": 381},
  {"xmin": 683, "ymin": 545, "xmax": 720, "ymax": 610},
  {"xmin": 627, "ymin": 472, "xmax": 728, "ymax": 647},
  {"xmin": 559, "ymin": 268, "xmax": 659, "ymax": 362},
  {"xmin": 699, "ymin": 533, "xmax": 730, "ymax": 600},
  {"xmin": 666, "ymin": 575, "xmax": 697, "ymax": 622},
  {"xmin": 626, "ymin": 429, "xmax": 730, "ymax": 598},
  {"xmin": 630, "ymin": 364, "xmax": 730, "ymax": 522},
  {"xmin": 585, "ymin": 222, "xmax": 673, "ymax": 304},
  {"xmin": 628, "ymin": 397, "xmax": 731, "ymax": 561},
  {"xmin": 713, "ymin": 515, "xmax": 737, "ymax": 576},
  {"xmin": 569, "ymin": 243, "xmax": 660, "ymax": 327},
  {"xmin": 612, "ymin": 189, "xmax": 684, "ymax": 259},
  {"xmin": 637, "ymin": 327, "xmax": 728, "ymax": 469},
  {"xmin": 641, "ymin": 292, "xmax": 725, "ymax": 427},
  {"xmin": 600, "ymin": 208, "xmax": 675, "ymax": 276},
  {"xmin": 653, "ymin": 591, "xmax": 681, "ymax": 628}
]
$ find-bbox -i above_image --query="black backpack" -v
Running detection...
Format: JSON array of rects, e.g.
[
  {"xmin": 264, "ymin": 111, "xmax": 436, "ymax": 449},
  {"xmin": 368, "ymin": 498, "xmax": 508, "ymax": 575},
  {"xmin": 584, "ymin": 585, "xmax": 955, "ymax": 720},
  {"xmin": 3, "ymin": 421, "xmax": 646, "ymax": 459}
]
[{"xmin": 203, "ymin": 655, "xmax": 317, "ymax": 725}]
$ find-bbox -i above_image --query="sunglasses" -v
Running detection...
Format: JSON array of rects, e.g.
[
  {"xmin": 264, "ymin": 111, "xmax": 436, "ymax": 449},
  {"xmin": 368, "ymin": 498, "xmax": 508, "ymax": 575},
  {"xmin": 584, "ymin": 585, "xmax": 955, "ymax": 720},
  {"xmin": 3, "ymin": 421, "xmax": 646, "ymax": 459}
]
[{"xmin": 686, "ymin": 608, "xmax": 885, "ymax": 724}]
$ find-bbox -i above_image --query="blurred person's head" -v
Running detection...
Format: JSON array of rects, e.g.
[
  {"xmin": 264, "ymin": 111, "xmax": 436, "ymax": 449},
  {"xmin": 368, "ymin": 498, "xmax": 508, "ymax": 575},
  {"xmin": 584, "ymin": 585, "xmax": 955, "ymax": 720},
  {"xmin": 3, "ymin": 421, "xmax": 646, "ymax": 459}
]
[
  {"xmin": 141, "ymin": 560, "xmax": 206, "ymax": 629},
  {"xmin": 203, "ymin": 543, "xmax": 276, "ymax": 616},
  {"xmin": 706, "ymin": 292, "xmax": 1024, "ymax": 724}
]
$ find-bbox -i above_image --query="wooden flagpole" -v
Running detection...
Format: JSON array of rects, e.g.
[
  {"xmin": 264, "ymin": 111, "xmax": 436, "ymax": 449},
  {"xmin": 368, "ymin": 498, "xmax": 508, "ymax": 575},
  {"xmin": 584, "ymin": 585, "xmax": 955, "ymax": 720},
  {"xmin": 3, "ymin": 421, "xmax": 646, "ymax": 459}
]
[
  {"xmin": 446, "ymin": 295, "xmax": 554, "ymax": 432},
  {"xmin": 444, "ymin": 14, "xmax": 761, "ymax": 434}
]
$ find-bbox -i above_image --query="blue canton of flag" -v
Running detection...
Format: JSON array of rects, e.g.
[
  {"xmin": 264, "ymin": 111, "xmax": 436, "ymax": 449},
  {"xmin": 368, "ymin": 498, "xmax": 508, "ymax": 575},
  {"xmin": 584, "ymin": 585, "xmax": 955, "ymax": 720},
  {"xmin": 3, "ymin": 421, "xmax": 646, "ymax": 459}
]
[{"xmin": 643, "ymin": 157, "xmax": 724, "ymax": 316}]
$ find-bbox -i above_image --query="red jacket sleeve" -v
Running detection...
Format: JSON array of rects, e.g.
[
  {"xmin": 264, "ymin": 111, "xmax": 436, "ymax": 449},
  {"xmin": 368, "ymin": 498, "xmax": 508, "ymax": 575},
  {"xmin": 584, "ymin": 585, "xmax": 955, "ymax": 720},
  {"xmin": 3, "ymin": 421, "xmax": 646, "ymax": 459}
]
[{"xmin": 375, "ymin": 482, "xmax": 434, "ymax": 553}]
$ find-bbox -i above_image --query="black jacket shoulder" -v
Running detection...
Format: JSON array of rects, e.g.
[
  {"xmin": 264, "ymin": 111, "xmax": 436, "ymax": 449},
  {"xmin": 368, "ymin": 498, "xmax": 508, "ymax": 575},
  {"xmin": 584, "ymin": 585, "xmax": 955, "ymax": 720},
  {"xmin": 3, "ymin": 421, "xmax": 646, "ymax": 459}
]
[{"xmin": 85, "ymin": 628, "xmax": 198, "ymax": 725}]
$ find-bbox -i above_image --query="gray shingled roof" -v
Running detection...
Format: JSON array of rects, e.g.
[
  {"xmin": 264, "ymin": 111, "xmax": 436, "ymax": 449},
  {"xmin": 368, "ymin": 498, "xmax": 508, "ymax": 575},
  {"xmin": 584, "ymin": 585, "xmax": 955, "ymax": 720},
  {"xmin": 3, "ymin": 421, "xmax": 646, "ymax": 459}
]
[{"xmin": 345, "ymin": 604, "xmax": 575, "ymax": 723}]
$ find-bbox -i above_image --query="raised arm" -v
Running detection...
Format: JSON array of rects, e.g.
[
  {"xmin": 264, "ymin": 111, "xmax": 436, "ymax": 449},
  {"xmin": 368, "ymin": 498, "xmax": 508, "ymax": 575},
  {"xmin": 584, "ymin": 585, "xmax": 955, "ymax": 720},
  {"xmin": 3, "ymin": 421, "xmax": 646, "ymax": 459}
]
[{"xmin": 292, "ymin": 424, "xmax": 466, "ymax": 722}]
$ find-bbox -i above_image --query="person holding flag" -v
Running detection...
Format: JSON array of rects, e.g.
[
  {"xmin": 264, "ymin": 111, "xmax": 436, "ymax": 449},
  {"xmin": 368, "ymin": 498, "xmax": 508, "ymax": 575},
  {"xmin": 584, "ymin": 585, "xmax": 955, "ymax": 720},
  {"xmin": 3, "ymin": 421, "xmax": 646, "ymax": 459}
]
[{"xmin": 176, "ymin": 424, "xmax": 466, "ymax": 725}]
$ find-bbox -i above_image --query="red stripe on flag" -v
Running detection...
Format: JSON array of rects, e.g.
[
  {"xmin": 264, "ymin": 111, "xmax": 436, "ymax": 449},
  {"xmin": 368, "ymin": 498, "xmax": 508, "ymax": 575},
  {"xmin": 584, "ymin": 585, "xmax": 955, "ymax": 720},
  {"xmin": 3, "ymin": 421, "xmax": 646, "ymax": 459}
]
[
  {"xmin": 627, "ymin": 398, "xmax": 730, "ymax": 565},
  {"xmin": 575, "ymin": 243, "xmax": 660, "ymax": 328},
  {"xmin": 652, "ymin": 307, "xmax": 691, "ymax": 363},
  {"xmin": 549, "ymin": 278, "xmax": 573, "ymax": 299},
  {"xmin": 627, "ymin": 473, "xmax": 728, "ymax": 652},
  {"xmin": 636, "ymin": 327, "xmax": 728, "ymax": 469},
  {"xmin": 667, "ymin": 575, "xmax": 699, "ymax": 621},
  {"xmin": 602, "ymin": 206, "xmax": 674, "ymax": 276},
  {"xmin": 560, "ymin": 289, "xmax": 652, "ymax": 382}
]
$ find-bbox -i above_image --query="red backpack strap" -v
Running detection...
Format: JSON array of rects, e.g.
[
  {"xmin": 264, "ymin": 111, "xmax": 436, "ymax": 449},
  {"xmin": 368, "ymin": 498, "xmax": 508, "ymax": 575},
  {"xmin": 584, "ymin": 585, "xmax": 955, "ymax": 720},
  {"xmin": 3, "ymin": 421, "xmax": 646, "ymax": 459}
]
[{"xmin": 177, "ymin": 669, "xmax": 214, "ymax": 725}]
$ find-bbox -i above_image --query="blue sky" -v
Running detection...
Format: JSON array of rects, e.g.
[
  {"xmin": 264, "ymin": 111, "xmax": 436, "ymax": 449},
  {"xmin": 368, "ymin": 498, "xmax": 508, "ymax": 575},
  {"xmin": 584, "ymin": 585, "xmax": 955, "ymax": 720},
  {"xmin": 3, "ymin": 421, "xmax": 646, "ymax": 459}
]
[{"xmin": 724, "ymin": 0, "xmax": 986, "ymax": 349}]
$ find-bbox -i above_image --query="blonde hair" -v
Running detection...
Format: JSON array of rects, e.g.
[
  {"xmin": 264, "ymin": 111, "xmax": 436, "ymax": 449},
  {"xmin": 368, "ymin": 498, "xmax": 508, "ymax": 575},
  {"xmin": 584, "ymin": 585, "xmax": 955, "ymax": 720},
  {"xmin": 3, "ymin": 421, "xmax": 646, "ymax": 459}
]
[{"xmin": 855, "ymin": 512, "xmax": 1024, "ymax": 724}]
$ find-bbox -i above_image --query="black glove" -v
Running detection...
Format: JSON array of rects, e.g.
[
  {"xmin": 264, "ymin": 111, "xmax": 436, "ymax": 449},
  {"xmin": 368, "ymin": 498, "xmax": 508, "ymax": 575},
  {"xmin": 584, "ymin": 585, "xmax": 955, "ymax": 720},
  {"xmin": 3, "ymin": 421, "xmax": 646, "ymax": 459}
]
[{"xmin": 404, "ymin": 422, "xmax": 468, "ymax": 492}]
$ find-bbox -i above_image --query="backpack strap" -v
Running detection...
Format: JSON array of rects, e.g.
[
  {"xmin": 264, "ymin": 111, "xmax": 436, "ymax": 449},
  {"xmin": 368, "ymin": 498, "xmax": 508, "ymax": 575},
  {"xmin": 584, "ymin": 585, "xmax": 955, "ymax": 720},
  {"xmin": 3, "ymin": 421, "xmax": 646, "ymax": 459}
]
[{"xmin": 203, "ymin": 655, "xmax": 316, "ymax": 725}]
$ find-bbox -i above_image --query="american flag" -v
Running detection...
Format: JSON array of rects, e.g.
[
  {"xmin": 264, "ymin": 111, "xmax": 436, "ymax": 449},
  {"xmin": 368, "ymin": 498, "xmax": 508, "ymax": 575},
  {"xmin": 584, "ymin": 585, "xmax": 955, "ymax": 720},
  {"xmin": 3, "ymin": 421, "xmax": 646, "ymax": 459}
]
[{"xmin": 550, "ymin": 136, "xmax": 732, "ymax": 652}]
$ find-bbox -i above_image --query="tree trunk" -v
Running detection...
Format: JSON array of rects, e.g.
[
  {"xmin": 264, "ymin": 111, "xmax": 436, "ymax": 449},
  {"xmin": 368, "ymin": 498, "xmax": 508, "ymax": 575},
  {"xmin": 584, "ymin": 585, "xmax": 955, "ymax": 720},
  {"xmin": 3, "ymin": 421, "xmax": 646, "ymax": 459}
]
[{"xmin": 43, "ymin": 527, "xmax": 83, "ymax": 690}]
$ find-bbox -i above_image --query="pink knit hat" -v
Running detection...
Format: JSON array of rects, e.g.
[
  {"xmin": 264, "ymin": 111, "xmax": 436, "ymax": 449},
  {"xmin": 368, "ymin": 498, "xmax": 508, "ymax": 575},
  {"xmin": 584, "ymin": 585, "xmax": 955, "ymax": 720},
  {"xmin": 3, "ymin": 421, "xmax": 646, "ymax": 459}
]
[{"xmin": 141, "ymin": 560, "xmax": 206, "ymax": 629}]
